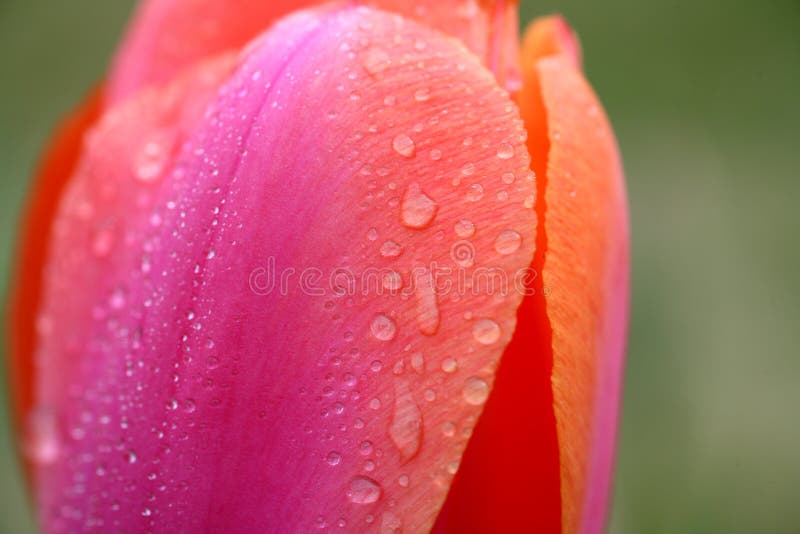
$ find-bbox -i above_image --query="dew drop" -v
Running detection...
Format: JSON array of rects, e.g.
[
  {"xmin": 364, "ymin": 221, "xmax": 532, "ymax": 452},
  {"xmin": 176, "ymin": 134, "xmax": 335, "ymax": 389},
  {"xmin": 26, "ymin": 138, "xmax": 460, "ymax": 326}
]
[
  {"xmin": 473, "ymin": 319, "xmax": 501, "ymax": 345},
  {"xmin": 135, "ymin": 135, "xmax": 170, "ymax": 184},
  {"xmin": 454, "ymin": 219, "xmax": 475, "ymax": 238},
  {"xmin": 466, "ymin": 184, "xmax": 484, "ymax": 202},
  {"xmin": 326, "ymin": 451, "xmax": 342, "ymax": 466},
  {"xmin": 389, "ymin": 380, "xmax": 423, "ymax": 461},
  {"xmin": 382, "ymin": 271, "xmax": 403, "ymax": 292},
  {"xmin": 362, "ymin": 47, "xmax": 391, "ymax": 75},
  {"xmin": 398, "ymin": 474, "xmax": 410, "ymax": 487},
  {"xmin": 380, "ymin": 240, "xmax": 403, "ymax": 258},
  {"xmin": 370, "ymin": 314, "xmax": 397, "ymax": 341},
  {"xmin": 441, "ymin": 358, "xmax": 458, "ymax": 374},
  {"xmin": 410, "ymin": 352, "xmax": 424, "ymax": 373},
  {"xmin": 400, "ymin": 183, "xmax": 438, "ymax": 229},
  {"xmin": 462, "ymin": 377, "xmax": 490, "ymax": 405},
  {"xmin": 494, "ymin": 230, "xmax": 522, "ymax": 255},
  {"xmin": 496, "ymin": 142, "xmax": 515, "ymax": 160},
  {"xmin": 414, "ymin": 88, "xmax": 431, "ymax": 102},
  {"xmin": 392, "ymin": 134, "xmax": 416, "ymax": 158},
  {"xmin": 347, "ymin": 476, "xmax": 382, "ymax": 504},
  {"xmin": 415, "ymin": 270, "xmax": 440, "ymax": 335},
  {"xmin": 429, "ymin": 149, "xmax": 442, "ymax": 161},
  {"xmin": 442, "ymin": 421, "xmax": 456, "ymax": 437}
]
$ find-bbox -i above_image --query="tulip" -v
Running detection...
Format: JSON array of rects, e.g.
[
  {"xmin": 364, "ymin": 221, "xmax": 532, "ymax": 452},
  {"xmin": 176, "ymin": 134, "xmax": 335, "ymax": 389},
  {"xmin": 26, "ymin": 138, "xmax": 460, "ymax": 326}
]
[{"xmin": 5, "ymin": 1, "xmax": 629, "ymax": 532}]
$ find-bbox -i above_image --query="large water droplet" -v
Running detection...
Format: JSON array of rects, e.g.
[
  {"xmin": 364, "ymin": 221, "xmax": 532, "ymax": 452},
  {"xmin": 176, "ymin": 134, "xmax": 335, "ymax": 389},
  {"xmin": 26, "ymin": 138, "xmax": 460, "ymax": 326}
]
[
  {"xmin": 415, "ymin": 270, "xmax": 440, "ymax": 335},
  {"xmin": 389, "ymin": 380, "xmax": 422, "ymax": 461},
  {"xmin": 347, "ymin": 476, "xmax": 382, "ymax": 504},
  {"xmin": 392, "ymin": 134, "xmax": 416, "ymax": 158},
  {"xmin": 462, "ymin": 376, "xmax": 490, "ymax": 405},
  {"xmin": 400, "ymin": 183, "xmax": 438, "ymax": 229},
  {"xmin": 494, "ymin": 230, "xmax": 522, "ymax": 255},
  {"xmin": 473, "ymin": 319, "xmax": 501, "ymax": 345},
  {"xmin": 371, "ymin": 314, "xmax": 397, "ymax": 341}
]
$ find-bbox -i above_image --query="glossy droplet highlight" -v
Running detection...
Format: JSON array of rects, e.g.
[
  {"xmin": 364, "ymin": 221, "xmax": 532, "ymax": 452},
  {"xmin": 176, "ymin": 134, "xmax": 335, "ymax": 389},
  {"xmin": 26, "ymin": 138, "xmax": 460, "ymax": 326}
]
[
  {"xmin": 463, "ymin": 376, "xmax": 490, "ymax": 405},
  {"xmin": 494, "ymin": 230, "xmax": 522, "ymax": 255},
  {"xmin": 400, "ymin": 183, "xmax": 438, "ymax": 229},
  {"xmin": 371, "ymin": 314, "xmax": 397, "ymax": 341},
  {"xmin": 473, "ymin": 319, "xmax": 501, "ymax": 345},
  {"xmin": 347, "ymin": 476, "xmax": 382, "ymax": 504},
  {"xmin": 389, "ymin": 380, "xmax": 422, "ymax": 461},
  {"xmin": 392, "ymin": 134, "xmax": 416, "ymax": 158}
]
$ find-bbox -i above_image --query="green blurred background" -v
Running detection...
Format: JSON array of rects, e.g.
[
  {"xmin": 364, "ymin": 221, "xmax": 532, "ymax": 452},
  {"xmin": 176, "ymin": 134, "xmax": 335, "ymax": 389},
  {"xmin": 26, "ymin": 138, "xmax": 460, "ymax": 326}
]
[{"xmin": 1, "ymin": 1, "xmax": 798, "ymax": 532}]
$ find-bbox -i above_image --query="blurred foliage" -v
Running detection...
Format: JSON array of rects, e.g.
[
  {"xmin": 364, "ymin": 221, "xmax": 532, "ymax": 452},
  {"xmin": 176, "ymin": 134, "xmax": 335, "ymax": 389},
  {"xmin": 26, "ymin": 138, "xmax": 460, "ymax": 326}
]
[{"xmin": 1, "ymin": 1, "xmax": 798, "ymax": 532}]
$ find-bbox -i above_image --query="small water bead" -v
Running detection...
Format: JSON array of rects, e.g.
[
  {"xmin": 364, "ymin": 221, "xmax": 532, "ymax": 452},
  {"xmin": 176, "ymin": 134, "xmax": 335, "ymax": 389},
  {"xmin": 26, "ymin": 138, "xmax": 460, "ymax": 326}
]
[
  {"xmin": 473, "ymin": 319, "xmax": 501, "ymax": 345},
  {"xmin": 462, "ymin": 376, "xmax": 490, "ymax": 405},
  {"xmin": 524, "ymin": 195, "xmax": 536, "ymax": 209},
  {"xmin": 325, "ymin": 451, "xmax": 342, "ymax": 466},
  {"xmin": 359, "ymin": 440, "xmax": 374, "ymax": 456},
  {"xmin": 441, "ymin": 358, "xmax": 458, "ymax": 373},
  {"xmin": 382, "ymin": 271, "xmax": 403, "ymax": 292},
  {"xmin": 398, "ymin": 474, "xmax": 410, "ymax": 487},
  {"xmin": 410, "ymin": 352, "xmax": 425, "ymax": 373},
  {"xmin": 424, "ymin": 389, "xmax": 436, "ymax": 402},
  {"xmin": 370, "ymin": 314, "xmax": 397, "ymax": 341},
  {"xmin": 429, "ymin": 149, "xmax": 442, "ymax": 161},
  {"xmin": 454, "ymin": 219, "xmax": 475, "ymax": 238},
  {"xmin": 362, "ymin": 47, "xmax": 391, "ymax": 75},
  {"xmin": 494, "ymin": 230, "xmax": 522, "ymax": 255},
  {"xmin": 442, "ymin": 421, "xmax": 456, "ymax": 437},
  {"xmin": 497, "ymin": 190, "xmax": 510, "ymax": 202},
  {"xmin": 135, "ymin": 136, "xmax": 170, "ymax": 184},
  {"xmin": 400, "ymin": 183, "xmax": 438, "ymax": 229},
  {"xmin": 380, "ymin": 240, "xmax": 403, "ymax": 258},
  {"xmin": 347, "ymin": 476, "xmax": 382, "ymax": 504},
  {"xmin": 461, "ymin": 163, "xmax": 476, "ymax": 176},
  {"xmin": 369, "ymin": 398, "xmax": 382, "ymax": 410},
  {"xmin": 466, "ymin": 184, "xmax": 484, "ymax": 202},
  {"xmin": 447, "ymin": 460, "xmax": 460, "ymax": 475},
  {"xmin": 414, "ymin": 88, "xmax": 431, "ymax": 102},
  {"xmin": 496, "ymin": 142, "xmax": 515, "ymax": 160},
  {"xmin": 392, "ymin": 134, "xmax": 416, "ymax": 158},
  {"xmin": 502, "ymin": 172, "xmax": 516, "ymax": 185},
  {"xmin": 366, "ymin": 227, "xmax": 378, "ymax": 241}
]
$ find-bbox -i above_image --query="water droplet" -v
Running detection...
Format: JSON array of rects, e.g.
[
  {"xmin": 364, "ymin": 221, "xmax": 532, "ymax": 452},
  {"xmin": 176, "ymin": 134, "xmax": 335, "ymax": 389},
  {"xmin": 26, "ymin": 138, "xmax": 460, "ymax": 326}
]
[
  {"xmin": 502, "ymin": 172, "xmax": 516, "ymax": 184},
  {"xmin": 430, "ymin": 149, "xmax": 442, "ymax": 161},
  {"xmin": 347, "ymin": 476, "xmax": 382, "ymax": 504},
  {"xmin": 371, "ymin": 314, "xmax": 397, "ymax": 341},
  {"xmin": 415, "ymin": 270, "xmax": 440, "ymax": 335},
  {"xmin": 414, "ymin": 88, "xmax": 431, "ymax": 102},
  {"xmin": 367, "ymin": 227, "xmax": 378, "ymax": 241},
  {"xmin": 447, "ymin": 460, "xmax": 460, "ymax": 475},
  {"xmin": 496, "ymin": 142, "xmax": 515, "ymax": 160},
  {"xmin": 326, "ymin": 451, "xmax": 342, "ymax": 466},
  {"xmin": 362, "ymin": 47, "xmax": 391, "ymax": 75},
  {"xmin": 454, "ymin": 219, "xmax": 475, "ymax": 238},
  {"xmin": 380, "ymin": 240, "xmax": 403, "ymax": 258},
  {"xmin": 382, "ymin": 271, "xmax": 403, "ymax": 292},
  {"xmin": 462, "ymin": 376, "xmax": 490, "ymax": 405},
  {"xmin": 441, "ymin": 358, "xmax": 458, "ymax": 373},
  {"xmin": 381, "ymin": 511, "xmax": 402, "ymax": 533},
  {"xmin": 389, "ymin": 380, "xmax": 422, "ymax": 460},
  {"xmin": 400, "ymin": 183, "xmax": 438, "ymax": 229},
  {"xmin": 392, "ymin": 134, "xmax": 416, "ymax": 158},
  {"xmin": 398, "ymin": 474, "xmax": 410, "ymax": 487},
  {"xmin": 442, "ymin": 421, "xmax": 456, "ymax": 437},
  {"xmin": 135, "ymin": 135, "xmax": 170, "ymax": 184},
  {"xmin": 410, "ymin": 352, "xmax": 424, "ymax": 373},
  {"xmin": 466, "ymin": 184, "xmax": 484, "ymax": 202},
  {"xmin": 473, "ymin": 319, "xmax": 501, "ymax": 345},
  {"xmin": 494, "ymin": 230, "xmax": 522, "ymax": 255},
  {"xmin": 524, "ymin": 195, "xmax": 535, "ymax": 209},
  {"xmin": 125, "ymin": 450, "xmax": 138, "ymax": 464}
]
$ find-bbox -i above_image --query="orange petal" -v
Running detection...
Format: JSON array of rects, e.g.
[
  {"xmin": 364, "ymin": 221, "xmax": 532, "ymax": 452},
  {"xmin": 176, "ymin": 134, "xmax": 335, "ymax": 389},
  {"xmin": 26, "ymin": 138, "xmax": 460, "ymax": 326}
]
[
  {"xmin": 518, "ymin": 16, "xmax": 630, "ymax": 534},
  {"xmin": 5, "ymin": 87, "xmax": 103, "ymax": 471}
]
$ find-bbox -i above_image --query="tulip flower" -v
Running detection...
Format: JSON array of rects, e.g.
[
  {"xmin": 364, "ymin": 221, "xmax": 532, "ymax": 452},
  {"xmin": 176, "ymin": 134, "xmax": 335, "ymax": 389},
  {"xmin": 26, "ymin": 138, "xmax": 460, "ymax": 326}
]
[{"xmin": 5, "ymin": 1, "xmax": 629, "ymax": 532}]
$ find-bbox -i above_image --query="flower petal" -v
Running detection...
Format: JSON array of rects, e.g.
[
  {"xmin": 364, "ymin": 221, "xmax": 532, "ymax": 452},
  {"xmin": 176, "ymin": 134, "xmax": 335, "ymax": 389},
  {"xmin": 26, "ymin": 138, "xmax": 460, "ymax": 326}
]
[
  {"xmin": 5, "ymin": 87, "xmax": 102, "ymax": 469},
  {"xmin": 519, "ymin": 16, "xmax": 630, "ymax": 534},
  {"xmin": 107, "ymin": 0, "xmax": 521, "ymax": 103},
  {"xmin": 34, "ymin": 7, "xmax": 536, "ymax": 532}
]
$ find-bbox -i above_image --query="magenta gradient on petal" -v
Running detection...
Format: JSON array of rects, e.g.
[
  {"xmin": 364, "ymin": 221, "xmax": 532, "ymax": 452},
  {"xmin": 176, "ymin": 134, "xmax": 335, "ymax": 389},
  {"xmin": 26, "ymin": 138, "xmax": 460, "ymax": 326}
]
[{"xmin": 32, "ymin": 7, "xmax": 540, "ymax": 532}]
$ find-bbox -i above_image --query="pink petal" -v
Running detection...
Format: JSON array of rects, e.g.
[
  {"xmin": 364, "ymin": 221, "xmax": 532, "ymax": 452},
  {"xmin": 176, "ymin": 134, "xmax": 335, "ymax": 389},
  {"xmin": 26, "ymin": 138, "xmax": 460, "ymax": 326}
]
[{"xmin": 34, "ymin": 7, "xmax": 537, "ymax": 532}]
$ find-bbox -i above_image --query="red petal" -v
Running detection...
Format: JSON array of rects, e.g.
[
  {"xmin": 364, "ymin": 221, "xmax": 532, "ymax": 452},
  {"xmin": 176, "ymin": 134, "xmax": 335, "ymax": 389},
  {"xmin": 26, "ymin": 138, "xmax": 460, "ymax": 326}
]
[
  {"xmin": 107, "ymin": 0, "xmax": 522, "ymax": 103},
  {"xmin": 5, "ymin": 87, "xmax": 102, "ymax": 476},
  {"xmin": 520, "ymin": 16, "xmax": 630, "ymax": 534},
  {"xmin": 34, "ymin": 7, "xmax": 536, "ymax": 531}
]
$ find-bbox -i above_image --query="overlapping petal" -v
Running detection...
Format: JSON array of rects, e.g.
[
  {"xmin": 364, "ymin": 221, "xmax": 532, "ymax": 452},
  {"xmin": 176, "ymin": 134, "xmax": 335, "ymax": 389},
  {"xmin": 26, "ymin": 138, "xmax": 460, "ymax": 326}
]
[{"xmin": 30, "ymin": 6, "xmax": 537, "ymax": 532}]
